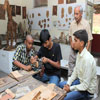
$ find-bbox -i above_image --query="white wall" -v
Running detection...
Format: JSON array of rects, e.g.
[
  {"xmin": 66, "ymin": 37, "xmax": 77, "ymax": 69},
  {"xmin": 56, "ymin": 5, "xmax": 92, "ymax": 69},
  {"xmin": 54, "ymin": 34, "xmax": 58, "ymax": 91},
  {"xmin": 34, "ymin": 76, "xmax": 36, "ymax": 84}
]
[
  {"xmin": 0, "ymin": 0, "xmax": 33, "ymax": 35},
  {"xmin": 31, "ymin": 0, "xmax": 86, "ymax": 38}
]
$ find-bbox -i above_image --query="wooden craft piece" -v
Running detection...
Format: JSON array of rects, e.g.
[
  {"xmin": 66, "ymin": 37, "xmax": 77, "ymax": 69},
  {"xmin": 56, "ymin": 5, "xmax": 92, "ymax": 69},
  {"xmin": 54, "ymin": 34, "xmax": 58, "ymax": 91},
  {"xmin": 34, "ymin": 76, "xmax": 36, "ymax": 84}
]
[
  {"xmin": 63, "ymin": 24, "xmax": 66, "ymax": 26},
  {"xmin": 38, "ymin": 13, "xmax": 41, "ymax": 16},
  {"xmin": 47, "ymin": 84, "xmax": 55, "ymax": 91},
  {"xmin": 61, "ymin": 8, "xmax": 64, "ymax": 18},
  {"xmin": 44, "ymin": 24, "xmax": 46, "ymax": 28},
  {"xmin": 38, "ymin": 21, "xmax": 41, "ymax": 25},
  {"xmin": 32, "ymin": 91, "xmax": 41, "ymax": 100},
  {"xmin": 53, "ymin": 6, "xmax": 57, "ymax": 16},
  {"xmin": 0, "ymin": 79, "xmax": 5, "ymax": 87},
  {"xmin": 5, "ymin": 89, "xmax": 15, "ymax": 98},
  {"xmin": 19, "ymin": 85, "xmax": 57, "ymax": 100},
  {"xmin": 68, "ymin": 6, "xmax": 72, "ymax": 14},
  {"xmin": 22, "ymin": 7, "xmax": 26, "ymax": 19},
  {"xmin": 0, "ymin": 4, "xmax": 5, "ymax": 20},
  {"xmin": 11, "ymin": 71, "xmax": 23, "ymax": 79},
  {"xmin": 3, "ymin": 0, "xmax": 17, "ymax": 50},
  {"xmin": 69, "ymin": 18, "xmax": 71, "ymax": 20},
  {"xmin": 47, "ymin": 24, "xmax": 49, "ymax": 27},
  {"xmin": 66, "ymin": 0, "xmax": 76, "ymax": 4},
  {"xmin": 0, "ymin": 76, "xmax": 18, "ymax": 93},
  {"xmin": 32, "ymin": 13, "xmax": 34, "ymax": 18},
  {"xmin": 46, "ymin": 10, "xmax": 49, "ymax": 18},
  {"xmin": 58, "ymin": 0, "xmax": 64, "ymax": 4},
  {"xmin": 65, "ymin": 18, "xmax": 68, "ymax": 22},
  {"xmin": 0, "ymin": 94, "xmax": 12, "ymax": 100},
  {"xmin": 16, "ymin": 6, "xmax": 21, "ymax": 15},
  {"xmin": 47, "ymin": 18, "xmax": 49, "ymax": 21},
  {"xmin": 31, "ymin": 21, "xmax": 33, "ymax": 25},
  {"xmin": 44, "ymin": 19, "xmax": 46, "ymax": 23},
  {"xmin": 40, "ymin": 25, "xmax": 43, "ymax": 28}
]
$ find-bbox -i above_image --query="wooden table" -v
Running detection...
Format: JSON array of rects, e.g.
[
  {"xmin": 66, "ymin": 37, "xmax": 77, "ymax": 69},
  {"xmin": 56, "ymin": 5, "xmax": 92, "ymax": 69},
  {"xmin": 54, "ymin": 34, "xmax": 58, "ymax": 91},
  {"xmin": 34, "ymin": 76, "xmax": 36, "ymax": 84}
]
[
  {"xmin": 0, "ymin": 70, "xmax": 66, "ymax": 100},
  {"xmin": 10, "ymin": 76, "xmax": 66, "ymax": 100}
]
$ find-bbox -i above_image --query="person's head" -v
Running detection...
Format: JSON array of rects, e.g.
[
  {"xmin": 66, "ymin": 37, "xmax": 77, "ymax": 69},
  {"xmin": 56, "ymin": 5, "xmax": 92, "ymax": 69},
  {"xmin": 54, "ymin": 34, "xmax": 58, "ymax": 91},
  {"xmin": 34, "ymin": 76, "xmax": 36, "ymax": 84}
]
[
  {"xmin": 74, "ymin": 6, "xmax": 83, "ymax": 23},
  {"xmin": 40, "ymin": 29, "xmax": 51, "ymax": 49},
  {"xmin": 73, "ymin": 30, "xmax": 88, "ymax": 51},
  {"xmin": 25, "ymin": 34, "xmax": 34, "ymax": 51}
]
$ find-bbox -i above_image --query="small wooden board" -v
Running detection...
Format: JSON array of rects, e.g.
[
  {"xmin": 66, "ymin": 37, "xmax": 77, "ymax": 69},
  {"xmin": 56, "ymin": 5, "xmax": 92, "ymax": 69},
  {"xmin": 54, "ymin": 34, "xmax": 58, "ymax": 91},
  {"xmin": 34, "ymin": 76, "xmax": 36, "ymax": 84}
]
[{"xmin": 19, "ymin": 85, "xmax": 57, "ymax": 100}]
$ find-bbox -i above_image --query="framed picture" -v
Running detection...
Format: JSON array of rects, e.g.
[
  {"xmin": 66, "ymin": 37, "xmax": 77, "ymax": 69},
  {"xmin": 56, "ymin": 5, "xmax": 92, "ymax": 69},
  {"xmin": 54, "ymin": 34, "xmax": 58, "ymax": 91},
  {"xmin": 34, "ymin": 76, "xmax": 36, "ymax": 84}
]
[
  {"xmin": 66, "ymin": 0, "xmax": 76, "ymax": 4},
  {"xmin": 58, "ymin": 0, "xmax": 64, "ymax": 4},
  {"xmin": 22, "ymin": 7, "xmax": 26, "ymax": 19},
  {"xmin": 16, "ymin": 6, "xmax": 21, "ymax": 15},
  {"xmin": 0, "ymin": 4, "xmax": 5, "ymax": 20},
  {"xmin": 53, "ymin": 6, "xmax": 57, "ymax": 16},
  {"xmin": 34, "ymin": 0, "xmax": 48, "ymax": 7},
  {"xmin": 10, "ymin": 5, "xmax": 16, "ymax": 16}
]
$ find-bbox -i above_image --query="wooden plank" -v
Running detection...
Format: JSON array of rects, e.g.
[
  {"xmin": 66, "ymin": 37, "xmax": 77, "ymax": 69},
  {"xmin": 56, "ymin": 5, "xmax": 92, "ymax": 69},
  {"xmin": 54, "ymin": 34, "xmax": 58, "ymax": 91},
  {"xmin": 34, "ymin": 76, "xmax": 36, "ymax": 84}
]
[
  {"xmin": 10, "ymin": 77, "xmax": 66, "ymax": 100},
  {"xmin": 0, "ymin": 76, "xmax": 18, "ymax": 93},
  {"xmin": 19, "ymin": 85, "xmax": 57, "ymax": 100}
]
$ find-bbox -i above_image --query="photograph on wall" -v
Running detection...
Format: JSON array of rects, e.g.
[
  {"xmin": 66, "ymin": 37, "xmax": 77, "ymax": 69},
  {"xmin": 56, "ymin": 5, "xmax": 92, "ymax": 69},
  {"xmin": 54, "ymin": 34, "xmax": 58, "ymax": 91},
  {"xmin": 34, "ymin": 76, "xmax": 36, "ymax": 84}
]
[
  {"xmin": 16, "ymin": 6, "xmax": 21, "ymax": 15},
  {"xmin": 10, "ymin": 5, "xmax": 16, "ymax": 16},
  {"xmin": 28, "ymin": 7, "xmax": 52, "ymax": 30},
  {"xmin": 0, "ymin": 4, "xmax": 5, "ymax": 20},
  {"xmin": 57, "ymin": 3, "xmax": 86, "ymax": 30},
  {"xmin": 58, "ymin": 0, "xmax": 64, "ymax": 4},
  {"xmin": 53, "ymin": 6, "xmax": 57, "ymax": 16},
  {"xmin": 66, "ymin": 0, "xmax": 76, "ymax": 4},
  {"xmin": 34, "ymin": 0, "xmax": 48, "ymax": 7},
  {"xmin": 22, "ymin": 7, "xmax": 26, "ymax": 19}
]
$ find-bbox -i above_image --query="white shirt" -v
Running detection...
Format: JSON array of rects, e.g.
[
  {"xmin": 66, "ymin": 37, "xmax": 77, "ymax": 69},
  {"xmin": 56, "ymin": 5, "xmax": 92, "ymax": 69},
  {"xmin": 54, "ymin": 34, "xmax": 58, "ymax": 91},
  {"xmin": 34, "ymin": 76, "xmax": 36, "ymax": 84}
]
[
  {"xmin": 69, "ymin": 18, "xmax": 93, "ymax": 42},
  {"xmin": 67, "ymin": 48, "xmax": 97, "ymax": 94}
]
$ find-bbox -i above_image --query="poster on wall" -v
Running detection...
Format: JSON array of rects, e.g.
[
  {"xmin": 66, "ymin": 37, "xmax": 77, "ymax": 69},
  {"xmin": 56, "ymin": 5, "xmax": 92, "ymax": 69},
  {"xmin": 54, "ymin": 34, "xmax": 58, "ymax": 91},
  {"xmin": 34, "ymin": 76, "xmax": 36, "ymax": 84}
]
[
  {"xmin": 22, "ymin": 7, "xmax": 26, "ymax": 19},
  {"xmin": 58, "ymin": 0, "xmax": 64, "ymax": 4},
  {"xmin": 57, "ymin": 3, "xmax": 86, "ymax": 30},
  {"xmin": 53, "ymin": 6, "xmax": 57, "ymax": 16},
  {"xmin": 0, "ymin": 4, "xmax": 5, "ymax": 20},
  {"xmin": 10, "ymin": 5, "xmax": 16, "ymax": 16},
  {"xmin": 16, "ymin": 6, "xmax": 21, "ymax": 15},
  {"xmin": 28, "ymin": 7, "xmax": 52, "ymax": 30}
]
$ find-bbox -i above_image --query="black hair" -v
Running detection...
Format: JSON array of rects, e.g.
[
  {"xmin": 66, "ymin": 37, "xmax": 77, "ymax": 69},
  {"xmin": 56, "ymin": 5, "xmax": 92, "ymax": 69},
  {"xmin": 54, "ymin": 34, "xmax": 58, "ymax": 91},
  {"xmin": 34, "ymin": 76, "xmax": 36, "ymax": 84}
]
[
  {"xmin": 40, "ymin": 29, "xmax": 50, "ymax": 44},
  {"xmin": 73, "ymin": 29, "xmax": 88, "ymax": 47}
]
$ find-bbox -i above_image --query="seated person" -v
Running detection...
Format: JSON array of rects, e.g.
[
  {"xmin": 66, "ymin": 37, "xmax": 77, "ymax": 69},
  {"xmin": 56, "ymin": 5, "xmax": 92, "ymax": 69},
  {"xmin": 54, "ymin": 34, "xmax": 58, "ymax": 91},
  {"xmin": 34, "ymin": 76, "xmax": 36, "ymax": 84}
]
[
  {"xmin": 59, "ymin": 30, "xmax": 97, "ymax": 100},
  {"xmin": 12, "ymin": 35, "xmax": 36, "ymax": 71},
  {"xmin": 31, "ymin": 29, "xmax": 62, "ymax": 86}
]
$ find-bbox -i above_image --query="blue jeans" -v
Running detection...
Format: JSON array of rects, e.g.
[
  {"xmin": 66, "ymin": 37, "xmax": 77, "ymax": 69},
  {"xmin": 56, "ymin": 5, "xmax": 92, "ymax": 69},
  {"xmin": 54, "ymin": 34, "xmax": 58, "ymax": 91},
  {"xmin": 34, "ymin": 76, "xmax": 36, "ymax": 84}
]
[
  {"xmin": 33, "ymin": 73, "xmax": 60, "ymax": 86},
  {"xmin": 59, "ymin": 79, "xmax": 91, "ymax": 100}
]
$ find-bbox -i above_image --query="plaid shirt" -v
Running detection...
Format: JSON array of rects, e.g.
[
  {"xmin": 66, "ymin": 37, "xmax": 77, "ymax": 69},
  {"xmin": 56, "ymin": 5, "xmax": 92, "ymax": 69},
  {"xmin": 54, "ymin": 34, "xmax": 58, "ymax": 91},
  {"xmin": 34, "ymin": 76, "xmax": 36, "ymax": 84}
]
[{"xmin": 12, "ymin": 44, "xmax": 35, "ymax": 70}]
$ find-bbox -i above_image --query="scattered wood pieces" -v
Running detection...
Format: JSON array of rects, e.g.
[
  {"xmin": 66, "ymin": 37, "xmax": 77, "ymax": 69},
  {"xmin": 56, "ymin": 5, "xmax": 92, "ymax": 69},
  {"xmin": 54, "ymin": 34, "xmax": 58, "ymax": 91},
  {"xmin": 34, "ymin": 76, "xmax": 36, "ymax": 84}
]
[{"xmin": 5, "ymin": 89, "xmax": 15, "ymax": 98}]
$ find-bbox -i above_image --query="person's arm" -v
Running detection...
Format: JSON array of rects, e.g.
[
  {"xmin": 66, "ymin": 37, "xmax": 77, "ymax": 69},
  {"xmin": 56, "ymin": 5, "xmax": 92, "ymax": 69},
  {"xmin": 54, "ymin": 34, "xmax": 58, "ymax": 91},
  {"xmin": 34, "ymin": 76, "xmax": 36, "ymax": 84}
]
[
  {"xmin": 69, "ymin": 59, "xmax": 96, "ymax": 92},
  {"xmin": 86, "ymin": 40, "xmax": 91, "ymax": 51},
  {"xmin": 13, "ymin": 60, "xmax": 31, "ymax": 71},
  {"xmin": 42, "ymin": 57, "xmax": 60, "ymax": 68}
]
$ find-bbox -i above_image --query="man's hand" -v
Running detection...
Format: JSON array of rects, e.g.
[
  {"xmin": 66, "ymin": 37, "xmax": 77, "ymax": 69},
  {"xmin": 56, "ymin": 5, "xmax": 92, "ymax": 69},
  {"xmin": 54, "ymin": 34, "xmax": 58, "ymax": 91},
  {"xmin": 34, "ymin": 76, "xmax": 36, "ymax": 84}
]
[
  {"xmin": 24, "ymin": 65, "xmax": 32, "ymax": 71},
  {"xmin": 42, "ymin": 57, "xmax": 49, "ymax": 63},
  {"xmin": 63, "ymin": 85, "xmax": 70, "ymax": 93},
  {"xmin": 30, "ymin": 56, "xmax": 37, "ymax": 64}
]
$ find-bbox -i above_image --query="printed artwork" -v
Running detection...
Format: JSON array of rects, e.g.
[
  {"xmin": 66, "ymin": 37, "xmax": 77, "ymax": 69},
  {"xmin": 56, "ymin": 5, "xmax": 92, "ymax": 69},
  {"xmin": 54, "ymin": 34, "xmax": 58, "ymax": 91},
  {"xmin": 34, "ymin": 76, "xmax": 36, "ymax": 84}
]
[
  {"xmin": 16, "ymin": 6, "xmax": 21, "ymax": 15},
  {"xmin": 0, "ymin": 4, "xmax": 5, "ymax": 20},
  {"xmin": 57, "ymin": 3, "xmax": 86, "ymax": 30},
  {"xmin": 66, "ymin": 0, "xmax": 76, "ymax": 4},
  {"xmin": 58, "ymin": 0, "xmax": 64, "ymax": 4},
  {"xmin": 28, "ymin": 7, "xmax": 52, "ymax": 30},
  {"xmin": 34, "ymin": 0, "xmax": 48, "ymax": 7},
  {"xmin": 22, "ymin": 7, "xmax": 26, "ymax": 19},
  {"xmin": 53, "ymin": 6, "xmax": 57, "ymax": 16},
  {"xmin": 10, "ymin": 5, "xmax": 16, "ymax": 16}
]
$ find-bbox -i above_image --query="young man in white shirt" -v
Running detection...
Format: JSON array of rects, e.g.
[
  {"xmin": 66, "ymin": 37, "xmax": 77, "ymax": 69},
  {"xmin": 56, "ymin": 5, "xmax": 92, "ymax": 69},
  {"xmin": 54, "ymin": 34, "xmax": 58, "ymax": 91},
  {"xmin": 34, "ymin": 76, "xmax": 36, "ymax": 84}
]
[{"xmin": 59, "ymin": 30, "xmax": 97, "ymax": 100}]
